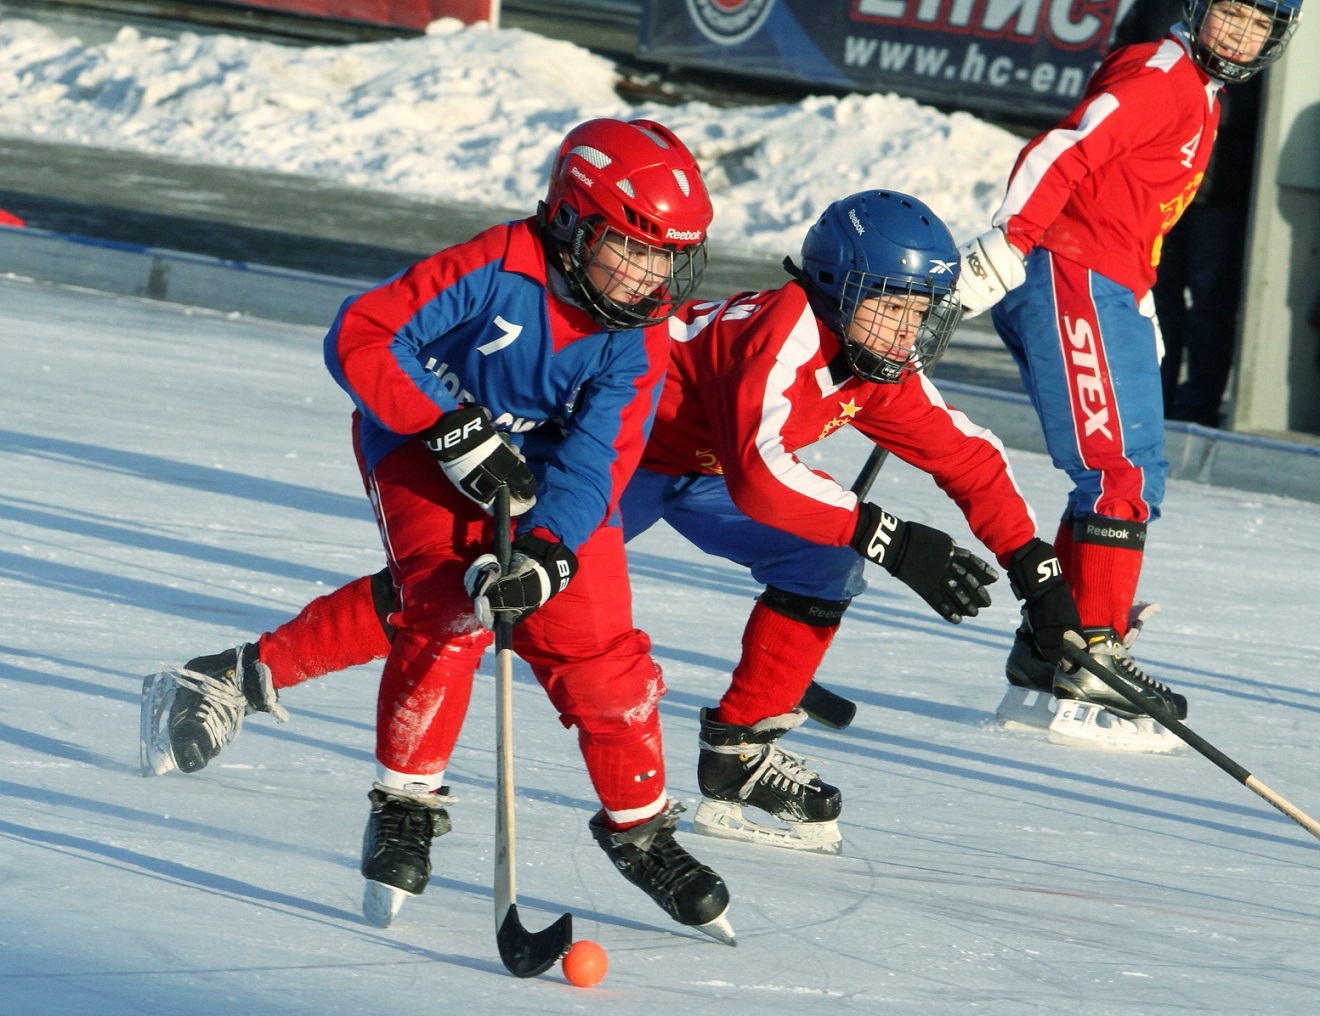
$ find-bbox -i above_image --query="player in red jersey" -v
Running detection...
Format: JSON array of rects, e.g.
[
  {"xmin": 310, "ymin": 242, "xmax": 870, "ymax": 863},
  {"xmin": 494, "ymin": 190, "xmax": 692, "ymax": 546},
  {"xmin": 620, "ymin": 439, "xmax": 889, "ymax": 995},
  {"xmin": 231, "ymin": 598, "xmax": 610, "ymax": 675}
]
[{"xmin": 956, "ymin": 0, "xmax": 1302, "ymax": 739}]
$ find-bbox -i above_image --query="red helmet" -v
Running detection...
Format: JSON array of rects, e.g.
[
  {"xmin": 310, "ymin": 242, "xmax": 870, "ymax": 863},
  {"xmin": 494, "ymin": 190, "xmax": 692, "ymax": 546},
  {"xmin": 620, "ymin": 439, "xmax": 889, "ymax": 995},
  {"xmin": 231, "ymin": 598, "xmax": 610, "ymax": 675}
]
[{"xmin": 540, "ymin": 118, "xmax": 713, "ymax": 329}]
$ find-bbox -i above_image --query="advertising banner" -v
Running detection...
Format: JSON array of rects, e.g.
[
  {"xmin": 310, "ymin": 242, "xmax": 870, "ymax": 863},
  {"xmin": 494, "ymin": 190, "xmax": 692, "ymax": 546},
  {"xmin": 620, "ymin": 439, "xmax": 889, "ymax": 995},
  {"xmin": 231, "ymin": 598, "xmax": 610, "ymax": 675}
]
[{"xmin": 640, "ymin": 0, "xmax": 1128, "ymax": 120}]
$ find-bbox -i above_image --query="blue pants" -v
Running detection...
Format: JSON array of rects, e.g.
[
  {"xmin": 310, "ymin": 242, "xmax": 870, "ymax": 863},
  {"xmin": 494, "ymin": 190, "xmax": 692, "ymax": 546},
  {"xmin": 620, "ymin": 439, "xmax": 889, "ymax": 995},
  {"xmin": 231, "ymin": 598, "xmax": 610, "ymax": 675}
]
[
  {"xmin": 991, "ymin": 248, "xmax": 1167, "ymax": 523},
  {"xmin": 620, "ymin": 470, "xmax": 867, "ymax": 602}
]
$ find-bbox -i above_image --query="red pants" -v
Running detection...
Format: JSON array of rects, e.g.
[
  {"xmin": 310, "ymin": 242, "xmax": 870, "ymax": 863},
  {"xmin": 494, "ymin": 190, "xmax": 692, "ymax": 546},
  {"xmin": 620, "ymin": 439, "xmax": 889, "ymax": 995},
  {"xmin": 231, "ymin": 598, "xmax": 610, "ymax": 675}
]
[{"xmin": 360, "ymin": 431, "xmax": 668, "ymax": 824}]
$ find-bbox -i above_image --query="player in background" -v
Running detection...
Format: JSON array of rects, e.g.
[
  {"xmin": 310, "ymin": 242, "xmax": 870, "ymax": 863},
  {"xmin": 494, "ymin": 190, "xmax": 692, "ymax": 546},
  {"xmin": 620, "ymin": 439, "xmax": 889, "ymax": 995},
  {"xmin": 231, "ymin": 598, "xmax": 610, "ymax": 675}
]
[
  {"xmin": 144, "ymin": 190, "xmax": 1082, "ymax": 853},
  {"xmin": 143, "ymin": 117, "xmax": 735, "ymax": 943},
  {"xmin": 954, "ymin": 0, "xmax": 1302, "ymax": 743}
]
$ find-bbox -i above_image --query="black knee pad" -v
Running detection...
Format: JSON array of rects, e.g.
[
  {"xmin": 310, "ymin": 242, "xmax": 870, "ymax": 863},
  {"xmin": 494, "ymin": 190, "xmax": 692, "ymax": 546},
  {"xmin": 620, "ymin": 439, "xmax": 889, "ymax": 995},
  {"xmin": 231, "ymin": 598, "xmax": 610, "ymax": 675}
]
[
  {"xmin": 1073, "ymin": 516, "xmax": 1148, "ymax": 550},
  {"xmin": 370, "ymin": 567, "xmax": 399, "ymax": 642},
  {"xmin": 759, "ymin": 585, "xmax": 850, "ymax": 628}
]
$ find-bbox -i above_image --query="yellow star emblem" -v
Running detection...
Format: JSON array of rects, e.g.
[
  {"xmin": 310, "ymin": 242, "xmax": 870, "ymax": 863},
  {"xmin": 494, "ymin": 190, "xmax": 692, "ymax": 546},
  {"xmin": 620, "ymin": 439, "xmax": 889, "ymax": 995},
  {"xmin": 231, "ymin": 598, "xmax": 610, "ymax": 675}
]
[{"xmin": 837, "ymin": 398, "xmax": 862, "ymax": 419}]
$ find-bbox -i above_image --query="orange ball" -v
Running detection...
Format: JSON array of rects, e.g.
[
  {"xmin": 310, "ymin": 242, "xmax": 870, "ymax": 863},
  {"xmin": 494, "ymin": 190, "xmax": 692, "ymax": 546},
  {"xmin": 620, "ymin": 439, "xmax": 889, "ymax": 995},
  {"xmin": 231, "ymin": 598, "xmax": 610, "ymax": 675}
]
[{"xmin": 562, "ymin": 939, "xmax": 608, "ymax": 987}]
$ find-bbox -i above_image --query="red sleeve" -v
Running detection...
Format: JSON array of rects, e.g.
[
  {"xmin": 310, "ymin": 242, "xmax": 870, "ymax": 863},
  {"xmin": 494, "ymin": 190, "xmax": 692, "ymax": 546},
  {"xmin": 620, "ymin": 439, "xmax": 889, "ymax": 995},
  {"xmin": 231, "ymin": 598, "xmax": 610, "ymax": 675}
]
[
  {"xmin": 703, "ymin": 302, "xmax": 864, "ymax": 548},
  {"xmin": 852, "ymin": 376, "xmax": 1040, "ymax": 565},
  {"xmin": 993, "ymin": 47, "xmax": 1171, "ymax": 257}
]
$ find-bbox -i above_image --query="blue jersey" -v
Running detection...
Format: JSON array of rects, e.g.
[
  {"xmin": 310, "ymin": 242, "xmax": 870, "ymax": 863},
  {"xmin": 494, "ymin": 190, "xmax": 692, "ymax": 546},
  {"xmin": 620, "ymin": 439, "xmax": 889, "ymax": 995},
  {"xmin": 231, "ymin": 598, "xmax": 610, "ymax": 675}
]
[{"xmin": 324, "ymin": 218, "xmax": 669, "ymax": 552}]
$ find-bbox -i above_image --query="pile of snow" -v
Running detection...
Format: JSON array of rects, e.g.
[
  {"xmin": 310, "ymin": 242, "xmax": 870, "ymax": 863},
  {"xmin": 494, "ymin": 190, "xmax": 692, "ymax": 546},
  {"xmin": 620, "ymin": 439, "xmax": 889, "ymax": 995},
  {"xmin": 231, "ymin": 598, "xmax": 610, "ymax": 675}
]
[{"xmin": 0, "ymin": 16, "xmax": 1024, "ymax": 252}]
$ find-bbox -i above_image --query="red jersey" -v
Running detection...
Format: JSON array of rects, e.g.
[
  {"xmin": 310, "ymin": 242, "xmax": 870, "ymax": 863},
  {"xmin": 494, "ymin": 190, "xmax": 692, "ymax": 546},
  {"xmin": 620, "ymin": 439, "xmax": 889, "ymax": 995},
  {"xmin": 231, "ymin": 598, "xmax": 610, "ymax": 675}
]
[
  {"xmin": 993, "ymin": 29, "xmax": 1222, "ymax": 298},
  {"xmin": 643, "ymin": 284, "xmax": 1039, "ymax": 566}
]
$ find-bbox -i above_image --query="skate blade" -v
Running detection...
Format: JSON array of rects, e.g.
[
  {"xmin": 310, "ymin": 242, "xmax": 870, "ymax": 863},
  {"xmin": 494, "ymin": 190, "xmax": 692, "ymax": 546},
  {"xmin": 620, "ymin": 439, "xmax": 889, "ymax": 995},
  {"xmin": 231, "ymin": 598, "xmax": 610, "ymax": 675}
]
[
  {"xmin": 139, "ymin": 670, "xmax": 179, "ymax": 776},
  {"xmin": 997, "ymin": 685, "xmax": 1183, "ymax": 753},
  {"xmin": 363, "ymin": 879, "xmax": 413, "ymax": 928},
  {"xmin": 694, "ymin": 908, "xmax": 738, "ymax": 947},
  {"xmin": 1047, "ymin": 699, "xmax": 1185, "ymax": 754},
  {"xmin": 692, "ymin": 798, "xmax": 843, "ymax": 855}
]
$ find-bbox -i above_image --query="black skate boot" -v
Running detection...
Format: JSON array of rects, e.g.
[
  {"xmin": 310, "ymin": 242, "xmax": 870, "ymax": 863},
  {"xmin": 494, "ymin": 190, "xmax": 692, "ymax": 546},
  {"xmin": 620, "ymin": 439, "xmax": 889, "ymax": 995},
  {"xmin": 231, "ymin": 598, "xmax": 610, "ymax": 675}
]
[
  {"xmin": 1053, "ymin": 627, "xmax": 1188, "ymax": 720},
  {"xmin": 697, "ymin": 708, "xmax": 841, "ymax": 820},
  {"xmin": 157, "ymin": 644, "xmax": 287, "ymax": 774},
  {"xmin": 361, "ymin": 784, "xmax": 453, "ymax": 928},
  {"xmin": 589, "ymin": 802, "xmax": 735, "ymax": 944},
  {"xmin": 1005, "ymin": 623, "xmax": 1056, "ymax": 692}
]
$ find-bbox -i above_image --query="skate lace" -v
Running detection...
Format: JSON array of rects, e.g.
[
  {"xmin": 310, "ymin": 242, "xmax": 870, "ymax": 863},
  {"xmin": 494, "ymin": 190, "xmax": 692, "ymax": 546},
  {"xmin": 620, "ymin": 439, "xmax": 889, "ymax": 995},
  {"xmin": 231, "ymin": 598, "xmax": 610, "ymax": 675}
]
[
  {"xmin": 642, "ymin": 832, "xmax": 708, "ymax": 896},
  {"xmin": 1092, "ymin": 640, "xmax": 1175, "ymax": 701},
  {"xmin": 172, "ymin": 665, "xmax": 246, "ymax": 748},
  {"xmin": 373, "ymin": 800, "xmax": 445, "ymax": 853},
  {"xmin": 1112, "ymin": 652, "xmax": 1175, "ymax": 699},
  {"xmin": 741, "ymin": 744, "xmax": 822, "ymax": 801}
]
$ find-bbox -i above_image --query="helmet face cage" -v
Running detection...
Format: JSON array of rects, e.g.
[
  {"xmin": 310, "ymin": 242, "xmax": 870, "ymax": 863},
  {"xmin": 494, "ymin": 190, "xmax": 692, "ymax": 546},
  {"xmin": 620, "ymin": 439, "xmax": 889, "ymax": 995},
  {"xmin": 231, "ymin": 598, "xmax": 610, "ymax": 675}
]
[
  {"xmin": 838, "ymin": 271, "xmax": 961, "ymax": 383},
  {"xmin": 541, "ymin": 118, "xmax": 712, "ymax": 331},
  {"xmin": 1185, "ymin": 0, "xmax": 1302, "ymax": 83},
  {"xmin": 566, "ymin": 215, "xmax": 708, "ymax": 330}
]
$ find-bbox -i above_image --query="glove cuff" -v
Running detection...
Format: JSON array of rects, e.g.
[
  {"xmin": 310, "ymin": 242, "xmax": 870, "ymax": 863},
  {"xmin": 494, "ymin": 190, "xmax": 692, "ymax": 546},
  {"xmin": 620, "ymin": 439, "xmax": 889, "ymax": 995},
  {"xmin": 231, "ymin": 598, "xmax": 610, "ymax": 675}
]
[
  {"xmin": 1007, "ymin": 538, "xmax": 1065, "ymax": 601},
  {"xmin": 850, "ymin": 502, "xmax": 907, "ymax": 572}
]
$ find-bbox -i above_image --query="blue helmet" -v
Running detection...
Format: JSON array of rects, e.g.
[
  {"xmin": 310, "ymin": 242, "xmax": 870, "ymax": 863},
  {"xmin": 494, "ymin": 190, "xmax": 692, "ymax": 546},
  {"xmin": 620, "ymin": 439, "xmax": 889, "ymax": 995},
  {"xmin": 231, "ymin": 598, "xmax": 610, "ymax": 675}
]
[
  {"xmin": 791, "ymin": 190, "xmax": 961, "ymax": 384},
  {"xmin": 1185, "ymin": 0, "xmax": 1303, "ymax": 83}
]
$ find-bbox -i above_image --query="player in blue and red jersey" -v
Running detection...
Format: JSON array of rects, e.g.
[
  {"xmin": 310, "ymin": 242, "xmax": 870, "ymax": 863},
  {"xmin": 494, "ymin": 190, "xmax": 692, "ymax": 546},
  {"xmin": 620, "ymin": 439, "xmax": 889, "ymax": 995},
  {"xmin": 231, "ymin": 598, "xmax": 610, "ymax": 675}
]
[
  {"xmin": 955, "ymin": 0, "xmax": 1302, "ymax": 739},
  {"xmin": 143, "ymin": 117, "xmax": 735, "ymax": 941}
]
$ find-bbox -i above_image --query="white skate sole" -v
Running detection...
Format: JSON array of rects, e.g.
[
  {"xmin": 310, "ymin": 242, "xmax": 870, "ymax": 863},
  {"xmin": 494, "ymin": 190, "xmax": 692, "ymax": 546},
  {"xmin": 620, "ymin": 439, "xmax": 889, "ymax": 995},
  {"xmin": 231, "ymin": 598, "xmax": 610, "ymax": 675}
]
[
  {"xmin": 692, "ymin": 798, "xmax": 843, "ymax": 854},
  {"xmin": 139, "ymin": 669, "xmax": 180, "ymax": 776},
  {"xmin": 363, "ymin": 880, "xmax": 413, "ymax": 928},
  {"xmin": 996, "ymin": 685, "xmax": 1184, "ymax": 755}
]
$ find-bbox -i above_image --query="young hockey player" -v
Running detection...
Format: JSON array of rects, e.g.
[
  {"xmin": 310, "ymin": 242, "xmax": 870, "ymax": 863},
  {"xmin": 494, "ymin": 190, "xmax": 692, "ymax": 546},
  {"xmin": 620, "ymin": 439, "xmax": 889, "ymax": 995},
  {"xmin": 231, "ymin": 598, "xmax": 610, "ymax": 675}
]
[
  {"xmin": 144, "ymin": 190, "xmax": 1082, "ymax": 856},
  {"xmin": 955, "ymin": 0, "xmax": 1302, "ymax": 746},
  {"xmin": 144, "ymin": 117, "xmax": 735, "ymax": 943}
]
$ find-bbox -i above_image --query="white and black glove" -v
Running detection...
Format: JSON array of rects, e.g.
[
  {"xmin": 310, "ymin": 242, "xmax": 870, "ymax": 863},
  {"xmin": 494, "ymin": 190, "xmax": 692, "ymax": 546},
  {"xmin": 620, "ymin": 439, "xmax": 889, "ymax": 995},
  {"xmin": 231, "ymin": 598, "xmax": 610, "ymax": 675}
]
[
  {"xmin": 422, "ymin": 405, "xmax": 536, "ymax": 516},
  {"xmin": 1138, "ymin": 289, "xmax": 1165, "ymax": 361},
  {"xmin": 464, "ymin": 533, "xmax": 578, "ymax": 628},
  {"xmin": 956, "ymin": 227, "xmax": 1026, "ymax": 319},
  {"xmin": 1006, "ymin": 538, "xmax": 1082, "ymax": 666},
  {"xmin": 851, "ymin": 504, "xmax": 998, "ymax": 623}
]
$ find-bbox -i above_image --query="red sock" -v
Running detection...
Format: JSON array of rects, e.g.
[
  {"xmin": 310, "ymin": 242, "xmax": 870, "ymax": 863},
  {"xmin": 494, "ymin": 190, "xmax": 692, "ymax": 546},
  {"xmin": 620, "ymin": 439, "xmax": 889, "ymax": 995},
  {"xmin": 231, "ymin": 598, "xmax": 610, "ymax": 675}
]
[
  {"xmin": 375, "ymin": 627, "xmax": 488, "ymax": 775},
  {"xmin": 713, "ymin": 600, "xmax": 837, "ymax": 727},
  {"xmin": 257, "ymin": 574, "xmax": 392, "ymax": 690},
  {"xmin": 1053, "ymin": 516, "xmax": 1075, "ymax": 581},
  {"xmin": 579, "ymin": 709, "xmax": 668, "ymax": 828},
  {"xmin": 1070, "ymin": 540, "xmax": 1143, "ymax": 638}
]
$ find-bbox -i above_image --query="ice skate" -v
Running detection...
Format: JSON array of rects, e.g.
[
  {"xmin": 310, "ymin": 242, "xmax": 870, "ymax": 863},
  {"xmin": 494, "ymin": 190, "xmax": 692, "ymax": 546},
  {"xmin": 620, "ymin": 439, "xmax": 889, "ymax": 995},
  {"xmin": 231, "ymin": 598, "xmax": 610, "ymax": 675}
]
[
  {"xmin": 1053, "ymin": 627, "xmax": 1187, "ymax": 720},
  {"xmin": 140, "ymin": 643, "xmax": 288, "ymax": 776},
  {"xmin": 360, "ymin": 784, "xmax": 453, "ymax": 928},
  {"xmin": 692, "ymin": 707, "xmax": 842, "ymax": 854},
  {"xmin": 1005, "ymin": 622, "xmax": 1056, "ymax": 692},
  {"xmin": 997, "ymin": 607, "xmax": 1185, "ymax": 753},
  {"xmin": 590, "ymin": 801, "xmax": 735, "ymax": 945}
]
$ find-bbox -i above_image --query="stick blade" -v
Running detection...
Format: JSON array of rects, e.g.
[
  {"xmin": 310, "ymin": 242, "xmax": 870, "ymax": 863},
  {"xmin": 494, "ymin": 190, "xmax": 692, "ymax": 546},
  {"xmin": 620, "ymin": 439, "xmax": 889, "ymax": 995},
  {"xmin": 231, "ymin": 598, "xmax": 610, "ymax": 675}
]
[
  {"xmin": 798, "ymin": 680, "xmax": 856, "ymax": 729},
  {"xmin": 496, "ymin": 904, "xmax": 573, "ymax": 978}
]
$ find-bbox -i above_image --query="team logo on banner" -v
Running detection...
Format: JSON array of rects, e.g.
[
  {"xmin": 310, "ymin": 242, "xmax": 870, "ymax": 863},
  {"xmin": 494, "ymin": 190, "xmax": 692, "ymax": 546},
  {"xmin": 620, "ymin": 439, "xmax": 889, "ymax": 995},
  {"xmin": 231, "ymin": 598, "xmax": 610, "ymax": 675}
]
[{"xmin": 686, "ymin": 0, "xmax": 776, "ymax": 45}]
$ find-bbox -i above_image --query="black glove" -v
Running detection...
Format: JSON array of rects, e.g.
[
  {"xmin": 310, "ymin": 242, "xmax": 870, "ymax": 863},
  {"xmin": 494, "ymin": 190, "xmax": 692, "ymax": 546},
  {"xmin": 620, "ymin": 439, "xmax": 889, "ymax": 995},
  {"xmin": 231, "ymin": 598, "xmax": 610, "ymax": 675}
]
[
  {"xmin": 463, "ymin": 533, "xmax": 578, "ymax": 628},
  {"xmin": 1006, "ymin": 538, "xmax": 1081, "ymax": 664},
  {"xmin": 851, "ymin": 503, "xmax": 998, "ymax": 623},
  {"xmin": 422, "ymin": 405, "xmax": 536, "ymax": 515}
]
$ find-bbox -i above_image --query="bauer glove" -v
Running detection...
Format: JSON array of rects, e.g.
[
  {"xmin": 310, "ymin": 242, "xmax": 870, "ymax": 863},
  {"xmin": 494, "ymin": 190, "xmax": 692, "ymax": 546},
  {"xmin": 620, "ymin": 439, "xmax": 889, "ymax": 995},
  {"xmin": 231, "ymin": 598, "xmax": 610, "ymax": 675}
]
[
  {"xmin": 422, "ymin": 405, "xmax": 536, "ymax": 516},
  {"xmin": 852, "ymin": 504, "xmax": 997, "ymax": 623},
  {"xmin": 1006, "ymin": 538, "xmax": 1082, "ymax": 666},
  {"xmin": 464, "ymin": 533, "xmax": 578, "ymax": 628}
]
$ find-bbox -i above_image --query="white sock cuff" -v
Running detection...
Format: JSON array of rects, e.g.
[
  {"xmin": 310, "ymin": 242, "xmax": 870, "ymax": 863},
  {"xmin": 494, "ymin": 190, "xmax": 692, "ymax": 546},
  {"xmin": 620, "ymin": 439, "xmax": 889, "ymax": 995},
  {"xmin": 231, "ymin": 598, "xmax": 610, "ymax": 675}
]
[
  {"xmin": 375, "ymin": 764, "xmax": 445, "ymax": 796},
  {"xmin": 603, "ymin": 789, "xmax": 668, "ymax": 828}
]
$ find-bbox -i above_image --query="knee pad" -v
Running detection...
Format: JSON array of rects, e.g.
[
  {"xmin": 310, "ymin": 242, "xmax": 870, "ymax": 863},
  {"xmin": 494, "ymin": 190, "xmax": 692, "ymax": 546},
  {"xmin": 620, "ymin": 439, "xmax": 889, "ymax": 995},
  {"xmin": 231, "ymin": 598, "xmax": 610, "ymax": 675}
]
[
  {"xmin": 370, "ymin": 566, "xmax": 398, "ymax": 641},
  {"xmin": 759, "ymin": 585, "xmax": 851, "ymax": 628}
]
